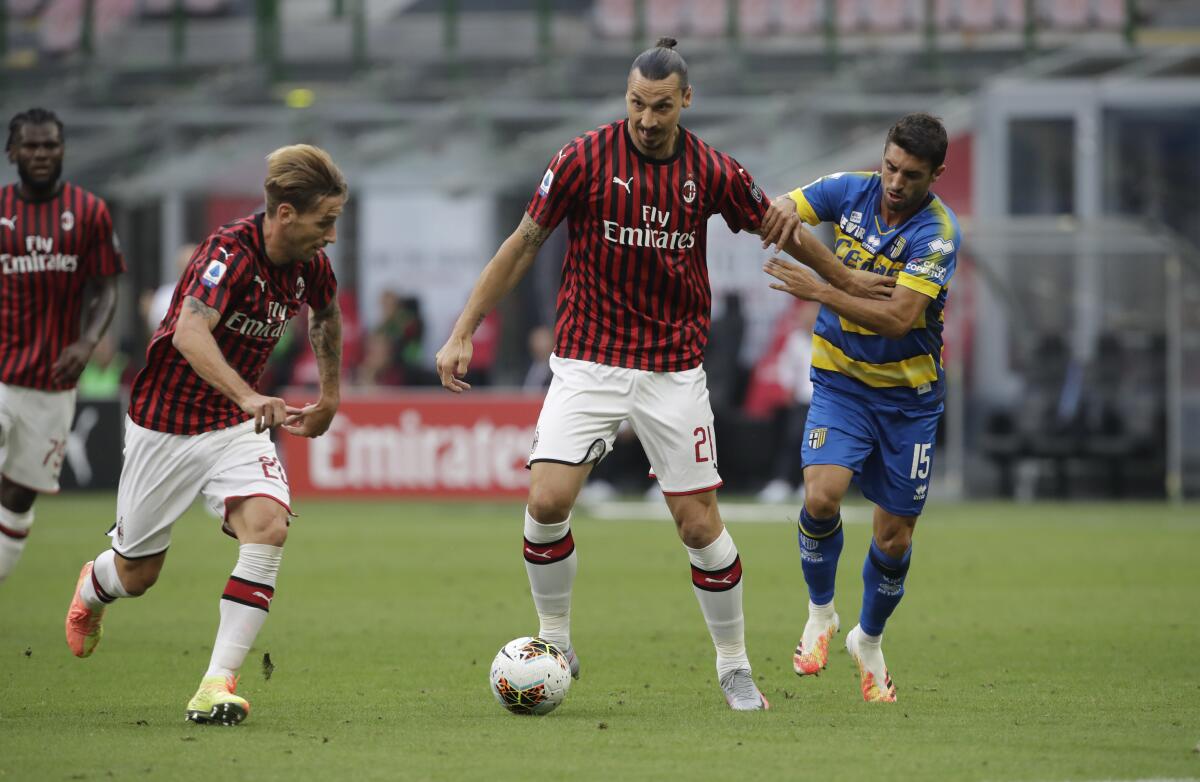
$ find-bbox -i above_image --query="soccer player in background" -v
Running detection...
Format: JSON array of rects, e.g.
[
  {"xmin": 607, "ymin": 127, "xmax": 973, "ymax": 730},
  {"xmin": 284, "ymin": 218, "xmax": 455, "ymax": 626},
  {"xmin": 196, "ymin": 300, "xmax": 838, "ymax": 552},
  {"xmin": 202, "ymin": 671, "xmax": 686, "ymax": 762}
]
[
  {"xmin": 758, "ymin": 113, "xmax": 962, "ymax": 702},
  {"xmin": 435, "ymin": 38, "xmax": 891, "ymax": 710},
  {"xmin": 64, "ymin": 144, "xmax": 347, "ymax": 725},
  {"xmin": 0, "ymin": 108, "xmax": 125, "ymax": 585}
]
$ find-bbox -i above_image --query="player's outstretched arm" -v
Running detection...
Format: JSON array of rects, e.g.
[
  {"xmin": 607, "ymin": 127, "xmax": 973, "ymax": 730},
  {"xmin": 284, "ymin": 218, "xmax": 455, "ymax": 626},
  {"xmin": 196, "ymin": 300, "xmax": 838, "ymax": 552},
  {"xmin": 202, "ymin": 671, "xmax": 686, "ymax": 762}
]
[
  {"xmin": 764, "ymin": 256, "xmax": 928, "ymax": 339},
  {"xmin": 174, "ymin": 296, "xmax": 300, "ymax": 432},
  {"xmin": 50, "ymin": 273, "xmax": 119, "ymax": 385},
  {"xmin": 283, "ymin": 298, "xmax": 341, "ymax": 438},
  {"xmin": 758, "ymin": 194, "xmax": 894, "ymax": 301},
  {"xmin": 435, "ymin": 213, "xmax": 548, "ymax": 393}
]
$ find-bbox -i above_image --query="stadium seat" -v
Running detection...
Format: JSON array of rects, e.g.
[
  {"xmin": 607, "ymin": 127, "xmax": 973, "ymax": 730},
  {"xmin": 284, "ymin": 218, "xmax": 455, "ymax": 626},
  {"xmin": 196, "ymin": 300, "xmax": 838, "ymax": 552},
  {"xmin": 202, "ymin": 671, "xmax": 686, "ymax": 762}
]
[
  {"xmin": 1042, "ymin": 0, "xmax": 1089, "ymax": 29},
  {"xmin": 40, "ymin": 0, "xmax": 138, "ymax": 55},
  {"xmin": 776, "ymin": 0, "xmax": 823, "ymax": 35},
  {"xmin": 864, "ymin": 0, "xmax": 913, "ymax": 33},
  {"xmin": 686, "ymin": 0, "xmax": 728, "ymax": 38},
  {"xmin": 594, "ymin": 0, "xmax": 635, "ymax": 38},
  {"xmin": 959, "ymin": 0, "xmax": 1000, "ymax": 31}
]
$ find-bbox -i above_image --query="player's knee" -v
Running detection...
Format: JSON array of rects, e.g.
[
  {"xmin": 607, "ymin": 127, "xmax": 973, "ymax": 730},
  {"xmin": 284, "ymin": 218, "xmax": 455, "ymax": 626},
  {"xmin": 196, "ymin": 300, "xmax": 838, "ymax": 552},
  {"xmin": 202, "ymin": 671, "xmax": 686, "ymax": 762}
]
[
  {"xmin": 526, "ymin": 489, "xmax": 573, "ymax": 525},
  {"xmin": 0, "ymin": 483, "xmax": 37, "ymax": 514},
  {"xmin": 875, "ymin": 523, "xmax": 914, "ymax": 558},
  {"xmin": 670, "ymin": 502, "xmax": 722, "ymax": 549},
  {"xmin": 676, "ymin": 518, "xmax": 719, "ymax": 549},
  {"xmin": 804, "ymin": 488, "xmax": 841, "ymax": 520},
  {"xmin": 118, "ymin": 560, "xmax": 161, "ymax": 596},
  {"xmin": 244, "ymin": 513, "xmax": 289, "ymax": 546}
]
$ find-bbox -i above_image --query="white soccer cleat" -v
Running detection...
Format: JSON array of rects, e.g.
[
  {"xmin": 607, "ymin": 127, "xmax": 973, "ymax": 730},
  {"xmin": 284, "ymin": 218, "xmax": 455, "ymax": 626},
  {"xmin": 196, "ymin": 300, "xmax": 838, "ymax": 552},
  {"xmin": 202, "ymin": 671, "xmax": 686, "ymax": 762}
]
[
  {"xmin": 844, "ymin": 624, "xmax": 896, "ymax": 703},
  {"xmin": 561, "ymin": 644, "xmax": 580, "ymax": 680},
  {"xmin": 794, "ymin": 607, "xmax": 840, "ymax": 676},
  {"xmin": 719, "ymin": 668, "xmax": 769, "ymax": 711}
]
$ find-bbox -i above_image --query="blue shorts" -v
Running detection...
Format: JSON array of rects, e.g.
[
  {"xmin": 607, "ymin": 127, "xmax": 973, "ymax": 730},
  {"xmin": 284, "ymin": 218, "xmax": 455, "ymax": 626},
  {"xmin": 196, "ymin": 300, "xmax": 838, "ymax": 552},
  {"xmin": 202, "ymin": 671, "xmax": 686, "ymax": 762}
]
[{"xmin": 800, "ymin": 385, "xmax": 943, "ymax": 517}]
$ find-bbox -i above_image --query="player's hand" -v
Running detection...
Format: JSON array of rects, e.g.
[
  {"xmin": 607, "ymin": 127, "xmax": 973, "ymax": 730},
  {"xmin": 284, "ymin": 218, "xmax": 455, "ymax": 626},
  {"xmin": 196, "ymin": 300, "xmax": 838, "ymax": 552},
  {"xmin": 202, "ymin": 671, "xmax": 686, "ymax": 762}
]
[
  {"xmin": 764, "ymin": 256, "xmax": 827, "ymax": 302},
  {"xmin": 50, "ymin": 339, "xmax": 96, "ymax": 385},
  {"xmin": 758, "ymin": 195, "xmax": 799, "ymax": 252},
  {"xmin": 282, "ymin": 398, "xmax": 338, "ymax": 438},
  {"xmin": 239, "ymin": 393, "xmax": 302, "ymax": 433},
  {"xmin": 844, "ymin": 268, "xmax": 896, "ymax": 300},
  {"xmin": 434, "ymin": 335, "xmax": 473, "ymax": 394}
]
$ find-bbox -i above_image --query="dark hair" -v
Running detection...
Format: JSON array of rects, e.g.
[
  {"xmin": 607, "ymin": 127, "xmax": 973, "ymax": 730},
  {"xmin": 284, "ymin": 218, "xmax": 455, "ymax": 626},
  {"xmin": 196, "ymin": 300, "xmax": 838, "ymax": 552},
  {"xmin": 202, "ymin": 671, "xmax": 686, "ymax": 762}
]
[
  {"xmin": 7, "ymin": 107, "xmax": 64, "ymax": 152},
  {"xmin": 885, "ymin": 113, "xmax": 948, "ymax": 170},
  {"xmin": 630, "ymin": 36, "xmax": 688, "ymax": 91}
]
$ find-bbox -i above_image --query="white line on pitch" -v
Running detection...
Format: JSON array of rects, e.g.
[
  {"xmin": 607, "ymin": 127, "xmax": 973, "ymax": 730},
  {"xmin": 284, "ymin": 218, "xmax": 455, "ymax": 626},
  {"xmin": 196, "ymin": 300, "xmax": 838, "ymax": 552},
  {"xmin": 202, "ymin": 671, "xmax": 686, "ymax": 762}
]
[{"xmin": 580, "ymin": 501, "xmax": 871, "ymax": 524}]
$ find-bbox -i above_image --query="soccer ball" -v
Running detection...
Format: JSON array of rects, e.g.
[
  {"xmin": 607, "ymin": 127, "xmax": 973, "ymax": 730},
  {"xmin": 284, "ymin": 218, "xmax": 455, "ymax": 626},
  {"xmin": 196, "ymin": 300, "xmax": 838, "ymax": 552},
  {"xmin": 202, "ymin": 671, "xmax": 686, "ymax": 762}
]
[{"xmin": 488, "ymin": 637, "xmax": 571, "ymax": 715}]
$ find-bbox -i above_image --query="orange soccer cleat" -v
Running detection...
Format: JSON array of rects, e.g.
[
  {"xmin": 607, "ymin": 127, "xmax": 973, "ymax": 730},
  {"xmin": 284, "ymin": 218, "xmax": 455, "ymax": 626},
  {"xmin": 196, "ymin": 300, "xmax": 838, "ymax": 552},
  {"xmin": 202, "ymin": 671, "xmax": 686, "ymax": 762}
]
[{"xmin": 65, "ymin": 561, "xmax": 105, "ymax": 658}]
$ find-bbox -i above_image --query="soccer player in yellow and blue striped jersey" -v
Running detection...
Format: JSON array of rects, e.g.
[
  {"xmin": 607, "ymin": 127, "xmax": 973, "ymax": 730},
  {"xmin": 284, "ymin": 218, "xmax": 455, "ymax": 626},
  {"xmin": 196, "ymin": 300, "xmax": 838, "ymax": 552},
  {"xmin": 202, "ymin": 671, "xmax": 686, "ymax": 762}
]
[{"xmin": 760, "ymin": 113, "xmax": 961, "ymax": 702}]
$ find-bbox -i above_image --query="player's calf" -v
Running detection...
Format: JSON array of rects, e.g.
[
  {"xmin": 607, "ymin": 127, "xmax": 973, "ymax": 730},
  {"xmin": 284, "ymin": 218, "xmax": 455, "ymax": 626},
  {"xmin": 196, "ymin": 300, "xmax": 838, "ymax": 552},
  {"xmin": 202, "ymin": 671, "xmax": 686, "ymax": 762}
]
[{"xmin": 0, "ymin": 506, "xmax": 33, "ymax": 584}]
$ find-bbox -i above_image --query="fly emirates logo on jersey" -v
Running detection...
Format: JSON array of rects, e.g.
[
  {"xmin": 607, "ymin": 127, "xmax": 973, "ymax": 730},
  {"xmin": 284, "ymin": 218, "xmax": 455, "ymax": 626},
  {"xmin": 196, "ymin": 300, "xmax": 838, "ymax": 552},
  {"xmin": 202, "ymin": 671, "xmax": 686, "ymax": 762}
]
[
  {"xmin": 601, "ymin": 205, "xmax": 696, "ymax": 251},
  {"xmin": 1, "ymin": 235, "xmax": 79, "ymax": 275},
  {"xmin": 225, "ymin": 300, "xmax": 291, "ymax": 339}
]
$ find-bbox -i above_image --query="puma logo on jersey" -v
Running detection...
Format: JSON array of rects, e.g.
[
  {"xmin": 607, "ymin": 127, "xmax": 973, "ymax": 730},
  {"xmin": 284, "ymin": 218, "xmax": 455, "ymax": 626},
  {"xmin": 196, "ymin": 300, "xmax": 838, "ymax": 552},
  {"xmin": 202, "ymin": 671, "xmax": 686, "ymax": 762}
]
[
  {"xmin": 612, "ymin": 176, "xmax": 633, "ymax": 194},
  {"xmin": 0, "ymin": 216, "xmax": 16, "ymax": 231},
  {"xmin": 252, "ymin": 591, "xmax": 274, "ymax": 605},
  {"xmin": 524, "ymin": 546, "xmax": 553, "ymax": 559},
  {"xmin": 703, "ymin": 575, "xmax": 735, "ymax": 585},
  {"xmin": 253, "ymin": 275, "xmax": 268, "ymax": 292}
]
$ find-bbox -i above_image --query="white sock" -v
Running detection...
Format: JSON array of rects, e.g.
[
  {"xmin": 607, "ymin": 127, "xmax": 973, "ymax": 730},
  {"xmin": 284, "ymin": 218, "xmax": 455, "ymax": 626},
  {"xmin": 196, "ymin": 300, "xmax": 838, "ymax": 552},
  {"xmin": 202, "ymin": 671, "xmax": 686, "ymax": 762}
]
[
  {"xmin": 205, "ymin": 544, "xmax": 282, "ymax": 678},
  {"xmin": 686, "ymin": 528, "xmax": 749, "ymax": 677},
  {"xmin": 523, "ymin": 508, "xmax": 576, "ymax": 649},
  {"xmin": 0, "ymin": 506, "xmax": 33, "ymax": 584},
  {"xmin": 79, "ymin": 549, "xmax": 131, "ymax": 608},
  {"xmin": 809, "ymin": 599, "xmax": 836, "ymax": 622}
]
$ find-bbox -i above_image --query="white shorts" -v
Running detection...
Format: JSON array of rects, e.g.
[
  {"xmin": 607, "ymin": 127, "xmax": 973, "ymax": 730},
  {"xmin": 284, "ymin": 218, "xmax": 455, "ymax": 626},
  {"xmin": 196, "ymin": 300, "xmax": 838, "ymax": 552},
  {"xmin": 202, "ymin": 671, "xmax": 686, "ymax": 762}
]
[
  {"xmin": 528, "ymin": 355, "xmax": 722, "ymax": 495},
  {"xmin": 0, "ymin": 382, "xmax": 76, "ymax": 493},
  {"xmin": 113, "ymin": 417, "xmax": 292, "ymax": 558}
]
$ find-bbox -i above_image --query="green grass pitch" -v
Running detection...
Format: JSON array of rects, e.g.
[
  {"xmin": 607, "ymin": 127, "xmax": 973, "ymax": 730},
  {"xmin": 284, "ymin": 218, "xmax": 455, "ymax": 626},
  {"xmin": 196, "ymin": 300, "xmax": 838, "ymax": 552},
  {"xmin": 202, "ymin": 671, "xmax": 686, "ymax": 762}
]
[{"xmin": 1, "ymin": 495, "xmax": 1197, "ymax": 781}]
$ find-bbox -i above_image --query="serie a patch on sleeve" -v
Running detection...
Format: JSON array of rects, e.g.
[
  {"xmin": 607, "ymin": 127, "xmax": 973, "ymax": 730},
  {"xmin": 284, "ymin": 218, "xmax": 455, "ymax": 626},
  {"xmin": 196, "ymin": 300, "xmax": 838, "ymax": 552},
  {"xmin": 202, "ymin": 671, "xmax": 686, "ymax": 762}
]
[{"xmin": 201, "ymin": 259, "xmax": 228, "ymax": 288}]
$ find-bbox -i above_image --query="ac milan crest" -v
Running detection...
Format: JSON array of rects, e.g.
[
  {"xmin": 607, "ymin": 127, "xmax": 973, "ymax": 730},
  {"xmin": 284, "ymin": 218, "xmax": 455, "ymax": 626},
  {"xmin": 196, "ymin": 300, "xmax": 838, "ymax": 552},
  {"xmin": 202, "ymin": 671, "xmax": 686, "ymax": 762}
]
[{"xmin": 682, "ymin": 178, "xmax": 696, "ymax": 204}]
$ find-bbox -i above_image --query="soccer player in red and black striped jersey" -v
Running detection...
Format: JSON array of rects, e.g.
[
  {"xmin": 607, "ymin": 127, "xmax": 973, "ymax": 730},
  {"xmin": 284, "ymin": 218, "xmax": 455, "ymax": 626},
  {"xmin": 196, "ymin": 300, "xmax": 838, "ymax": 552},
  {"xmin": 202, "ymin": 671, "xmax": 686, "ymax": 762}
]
[
  {"xmin": 436, "ymin": 38, "xmax": 886, "ymax": 710},
  {"xmin": 0, "ymin": 108, "xmax": 125, "ymax": 586},
  {"xmin": 65, "ymin": 145, "xmax": 347, "ymax": 726}
]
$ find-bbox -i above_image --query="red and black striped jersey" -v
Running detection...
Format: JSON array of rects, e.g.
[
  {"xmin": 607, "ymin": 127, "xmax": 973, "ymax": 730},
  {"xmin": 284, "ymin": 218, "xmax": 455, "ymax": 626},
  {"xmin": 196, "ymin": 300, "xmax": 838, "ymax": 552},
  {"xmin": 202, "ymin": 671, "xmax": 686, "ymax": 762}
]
[
  {"xmin": 526, "ymin": 120, "xmax": 769, "ymax": 372},
  {"xmin": 0, "ymin": 182, "xmax": 125, "ymax": 390},
  {"xmin": 128, "ymin": 213, "xmax": 337, "ymax": 435}
]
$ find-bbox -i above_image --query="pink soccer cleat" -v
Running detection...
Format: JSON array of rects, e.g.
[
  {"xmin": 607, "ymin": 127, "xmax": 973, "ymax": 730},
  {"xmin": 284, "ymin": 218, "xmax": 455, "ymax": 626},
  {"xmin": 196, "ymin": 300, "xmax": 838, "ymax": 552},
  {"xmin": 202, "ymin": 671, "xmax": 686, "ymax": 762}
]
[{"xmin": 65, "ymin": 561, "xmax": 105, "ymax": 658}]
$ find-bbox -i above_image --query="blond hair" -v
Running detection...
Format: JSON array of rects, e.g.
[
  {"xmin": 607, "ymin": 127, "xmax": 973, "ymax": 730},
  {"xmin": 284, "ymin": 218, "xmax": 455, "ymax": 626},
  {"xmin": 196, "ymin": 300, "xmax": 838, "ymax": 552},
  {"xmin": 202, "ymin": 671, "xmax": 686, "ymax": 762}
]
[{"xmin": 263, "ymin": 144, "xmax": 348, "ymax": 214}]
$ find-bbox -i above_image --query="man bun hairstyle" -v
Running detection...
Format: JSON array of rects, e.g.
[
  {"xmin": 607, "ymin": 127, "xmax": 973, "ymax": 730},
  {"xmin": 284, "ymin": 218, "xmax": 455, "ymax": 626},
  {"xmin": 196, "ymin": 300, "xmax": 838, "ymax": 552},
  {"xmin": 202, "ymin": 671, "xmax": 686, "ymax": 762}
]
[
  {"xmin": 263, "ymin": 144, "xmax": 348, "ymax": 215},
  {"xmin": 630, "ymin": 37, "xmax": 689, "ymax": 91},
  {"xmin": 886, "ymin": 113, "xmax": 948, "ymax": 170},
  {"xmin": 7, "ymin": 107, "xmax": 64, "ymax": 152}
]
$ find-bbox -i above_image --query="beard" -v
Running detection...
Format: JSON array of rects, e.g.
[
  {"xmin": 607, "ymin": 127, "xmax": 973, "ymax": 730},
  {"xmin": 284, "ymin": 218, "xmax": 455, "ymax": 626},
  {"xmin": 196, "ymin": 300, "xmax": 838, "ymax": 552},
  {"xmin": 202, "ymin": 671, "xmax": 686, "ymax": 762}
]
[{"xmin": 18, "ymin": 159, "xmax": 63, "ymax": 191}]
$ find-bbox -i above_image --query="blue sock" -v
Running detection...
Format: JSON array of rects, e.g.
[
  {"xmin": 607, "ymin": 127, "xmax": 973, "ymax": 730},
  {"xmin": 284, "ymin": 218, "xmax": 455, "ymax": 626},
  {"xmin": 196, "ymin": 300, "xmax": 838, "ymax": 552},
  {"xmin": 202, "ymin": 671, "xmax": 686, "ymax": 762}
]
[
  {"xmin": 798, "ymin": 507, "xmax": 843, "ymax": 606},
  {"xmin": 859, "ymin": 539, "xmax": 912, "ymax": 637}
]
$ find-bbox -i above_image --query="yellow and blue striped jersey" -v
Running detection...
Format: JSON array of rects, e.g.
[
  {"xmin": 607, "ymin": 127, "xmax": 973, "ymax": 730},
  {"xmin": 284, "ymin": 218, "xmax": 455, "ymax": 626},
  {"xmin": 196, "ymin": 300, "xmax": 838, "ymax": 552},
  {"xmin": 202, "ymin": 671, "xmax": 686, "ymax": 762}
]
[{"xmin": 789, "ymin": 170, "xmax": 961, "ymax": 409}]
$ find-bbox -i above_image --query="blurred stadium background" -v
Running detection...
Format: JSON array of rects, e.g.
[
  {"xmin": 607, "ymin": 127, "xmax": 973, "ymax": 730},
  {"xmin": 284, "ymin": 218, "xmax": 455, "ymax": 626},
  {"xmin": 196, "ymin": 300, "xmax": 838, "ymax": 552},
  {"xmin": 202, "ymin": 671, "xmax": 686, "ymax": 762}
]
[{"xmin": 3, "ymin": 0, "xmax": 1199, "ymax": 504}]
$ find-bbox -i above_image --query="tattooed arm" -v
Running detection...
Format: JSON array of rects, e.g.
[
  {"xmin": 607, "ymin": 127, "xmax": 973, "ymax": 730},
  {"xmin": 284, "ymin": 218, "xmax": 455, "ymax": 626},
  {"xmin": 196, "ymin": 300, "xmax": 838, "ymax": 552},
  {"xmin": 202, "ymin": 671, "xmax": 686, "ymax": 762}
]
[
  {"xmin": 174, "ymin": 296, "xmax": 299, "ymax": 432},
  {"xmin": 284, "ymin": 298, "xmax": 342, "ymax": 438},
  {"xmin": 434, "ymin": 213, "xmax": 549, "ymax": 392}
]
